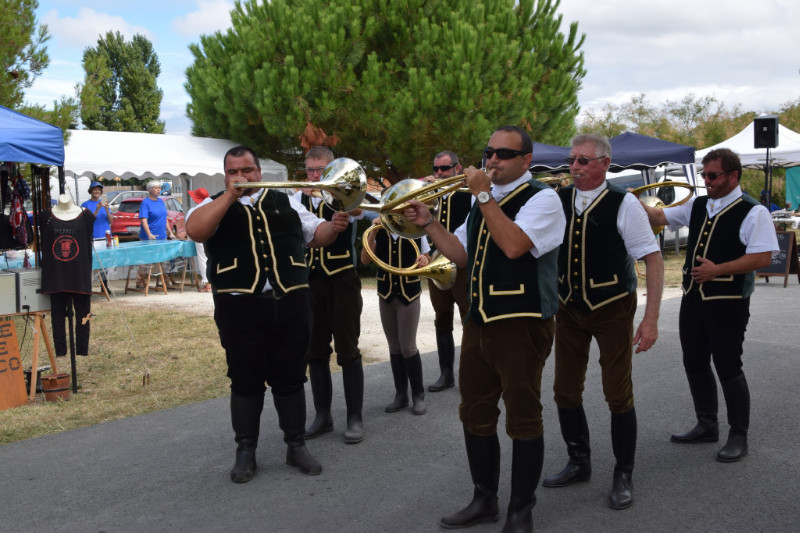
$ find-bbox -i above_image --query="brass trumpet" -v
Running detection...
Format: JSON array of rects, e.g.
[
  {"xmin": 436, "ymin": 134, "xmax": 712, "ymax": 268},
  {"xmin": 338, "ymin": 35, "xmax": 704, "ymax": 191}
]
[
  {"xmin": 631, "ymin": 181, "xmax": 696, "ymax": 235},
  {"xmin": 234, "ymin": 157, "xmax": 367, "ymax": 212},
  {"xmin": 362, "ymin": 223, "xmax": 457, "ymax": 290},
  {"xmin": 538, "ymin": 173, "xmax": 573, "ymax": 189}
]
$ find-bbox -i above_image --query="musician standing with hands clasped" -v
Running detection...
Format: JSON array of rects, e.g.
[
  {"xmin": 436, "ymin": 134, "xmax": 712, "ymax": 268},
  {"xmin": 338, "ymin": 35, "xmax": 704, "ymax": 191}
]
[
  {"xmin": 405, "ymin": 126, "xmax": 565, "ymax": 532},
  {"xmin": 361, "ymin": 217, "xmax": 431, "ymax": 415},
  {"xmin": 294, "ymin": 146, "xmax": 367, "ymax": 444},
  {"xmin": 640, "ymin": 148, "xmax": 777, "ymax": 463},
  {"xmin": 542, "ymin": 133, "xmax": 663, "ymax": 511},
  {"xmin": 186, "ymin": 146, "xmax": 349, "ymax": 483},
  {"xmin": 419, "ymin": 151, "xmax": 471, "ymax": 392}
]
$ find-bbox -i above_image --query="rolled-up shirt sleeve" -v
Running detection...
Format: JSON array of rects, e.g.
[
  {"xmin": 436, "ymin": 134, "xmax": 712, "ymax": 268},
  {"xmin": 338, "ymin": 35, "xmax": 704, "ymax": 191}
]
[{"xmin": 514, "ymin": 188, "xmax": 566, "ymax": 257}]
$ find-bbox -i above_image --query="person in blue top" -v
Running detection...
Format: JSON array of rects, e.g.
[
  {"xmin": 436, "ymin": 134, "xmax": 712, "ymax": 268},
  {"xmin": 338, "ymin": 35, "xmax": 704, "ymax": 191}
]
[
  {"xmin": 138, "ymin": 181, "xmax": 173, "ymax": 240},
  {"xmin": 80, "ymin": 181, "xmax": 112, "ymax": 239},
  {"xmin": 136, "ymin": 181, "xmax": 175, "ymax": 289}
]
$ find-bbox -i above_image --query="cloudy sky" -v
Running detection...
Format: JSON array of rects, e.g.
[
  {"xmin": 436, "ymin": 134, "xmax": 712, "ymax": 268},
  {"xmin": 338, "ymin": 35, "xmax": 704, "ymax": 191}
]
[{"xmin": 29, "ymin": 0, "xmax": 800, "ymax": 139}]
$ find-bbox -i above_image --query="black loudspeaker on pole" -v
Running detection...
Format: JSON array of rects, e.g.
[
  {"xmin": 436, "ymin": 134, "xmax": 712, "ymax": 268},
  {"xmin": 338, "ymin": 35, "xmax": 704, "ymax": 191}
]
[{"xmin": 754, "ymin": 115, "xmax": 779, "ymax": 149}]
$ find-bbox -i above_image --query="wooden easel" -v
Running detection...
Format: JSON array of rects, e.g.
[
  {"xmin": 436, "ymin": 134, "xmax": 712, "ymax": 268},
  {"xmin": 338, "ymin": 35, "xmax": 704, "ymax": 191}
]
[
  {"xmin": 27, "ymin": 312, "xmax": 58, "ymax": 402},
  {"xmin": 17, "ymin": 312, "xmax": 58, "ymax": 402}
]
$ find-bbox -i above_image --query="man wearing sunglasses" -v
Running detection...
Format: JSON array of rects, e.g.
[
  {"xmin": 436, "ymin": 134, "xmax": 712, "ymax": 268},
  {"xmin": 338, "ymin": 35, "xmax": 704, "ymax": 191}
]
[
  {"xmin": 404, "ymin": 126, "xmax": 565, "ymax": 531},
  {"xmin": 544, "ymin": 133, "xmax": 664, "ymax": 511},
  {"xmin": 641, "ymin": 148, "xmax": 777, "ymax": 464},
  {"xmin": 419, "ymin": 151, "xmax": 470, "ymax": 393},
  {"xmin": 294, "ymin": 145, "xmax": 366, "ymax": 445}
]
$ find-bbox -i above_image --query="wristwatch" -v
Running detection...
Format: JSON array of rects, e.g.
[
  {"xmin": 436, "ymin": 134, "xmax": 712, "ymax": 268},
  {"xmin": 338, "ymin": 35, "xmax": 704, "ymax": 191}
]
[{"xmin": 476, "ymin": 191, "xmax": 492, "ymax": 205}]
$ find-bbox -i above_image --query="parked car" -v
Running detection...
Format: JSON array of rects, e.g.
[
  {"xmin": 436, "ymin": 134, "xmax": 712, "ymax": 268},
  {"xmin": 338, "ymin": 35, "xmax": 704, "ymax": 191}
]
[
  {"xmin": 110, "ymin": 196, "xmax": 185, "ymax": 241},
  {"xmin": 106, "ymin": 190, "xmax": 148, "ymax": 213}
]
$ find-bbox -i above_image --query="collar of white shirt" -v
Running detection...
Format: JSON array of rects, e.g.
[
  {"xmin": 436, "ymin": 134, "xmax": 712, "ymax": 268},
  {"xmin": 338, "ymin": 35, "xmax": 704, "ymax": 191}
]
[
  {"xmin": 574, "ymin": 180, "xmax": 608, "ymax": 215},
  {"xmin": 707, "ymin": 186, "xmax": 742, "ymax": 217},
  {"xmin": 491, "ymin": 171, "xmax": 532, "ymax": 201}
]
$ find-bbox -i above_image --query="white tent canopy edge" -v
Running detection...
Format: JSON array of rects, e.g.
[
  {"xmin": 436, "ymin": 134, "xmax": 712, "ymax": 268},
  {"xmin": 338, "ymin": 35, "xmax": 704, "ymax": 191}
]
[{"xmin": 61, "ymin": 129, "xmax": 288, "ymax": 205}]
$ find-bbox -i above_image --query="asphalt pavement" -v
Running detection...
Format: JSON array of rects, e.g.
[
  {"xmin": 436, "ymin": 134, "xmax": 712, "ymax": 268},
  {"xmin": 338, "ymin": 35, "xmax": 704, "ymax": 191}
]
[{"xmin": 2, "ymin": 279, "xmax": 798, "ymax": 532}]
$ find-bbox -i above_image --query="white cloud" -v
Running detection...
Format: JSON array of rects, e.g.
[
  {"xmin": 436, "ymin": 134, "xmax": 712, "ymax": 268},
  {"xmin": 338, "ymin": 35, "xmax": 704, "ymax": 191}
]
[
  {"xmin": 557, "ymin": 0, "xmax": 800, "ymax": 115},
  {"xmin": 171, "ymin": 0, "xmax": 234, "ymax": 37},
  {"xmin": 41, "ymin": 8, "xmax": 155, "ymax": 49}
]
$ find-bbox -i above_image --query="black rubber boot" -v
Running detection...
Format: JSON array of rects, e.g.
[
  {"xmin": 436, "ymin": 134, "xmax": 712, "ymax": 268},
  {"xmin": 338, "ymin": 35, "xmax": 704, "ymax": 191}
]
[
  {"xmin": 440, "ymin": 430, "xmax": 501, "ymax": 529},
  {"xmin": 304, "ymin": 362, "xmax": 334, "ymax": 439},
  {"xmin": 342, "ymin": 360, "xmax": 365, "ymax": 444},
  {"xmin": 717, "ymin": 374, "xmax": 750, "ymax": 462},
  {"xmin": 385, "ymin": 353, "xmax": 409, "ymax": 413},
  {"xmin": 229, "ymin": 393, "xmax": 264, "ymax": 483},
  {"xmin": 671, "ymin": 369, "xmax": 719, "ymax": 443},
  {"xmin": 500, "ymin": 436, "xmax": 544, "ymax": 533},
  {"xmin": 273, "ymin": 389, "xmax": 322, "ymax": 476},
  {"xmin": 608, "ymin": 407, "xmax": 636, "ymax": 510},
  {"xmin": 406, "ymin": 352, "xmax": 427, "ymax": 415},
  {"xmin": 543, "ymin": 405, "xmax": 591, "ymax": 487},
  {"xmin": 428, "ymin": 329, "xmax": 455, "ymax": 392}
]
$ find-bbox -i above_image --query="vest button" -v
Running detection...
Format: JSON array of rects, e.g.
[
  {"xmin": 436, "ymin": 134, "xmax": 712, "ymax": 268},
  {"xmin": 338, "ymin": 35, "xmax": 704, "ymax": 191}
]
[
  {"xmin": 472, "ymin": 277, "xmax": 477, "ymax": 281},
  {"xmin": 573, "ymin": 258, "xmax": 578, "ymax": 263},
  {"xmin": 576, "ymin": 218, "xmax": 581, "ymax": 223},
  {"xmin": 703, "ymin": 232, "xmax": 708, "ymax": 236},
  {"xmin": 573, "ymin": 272, "xmax": 578, "ymax": 276},
  {"xmin": 573, "ymin": 285, "xmax": 579, "ymax": 290},
  {"xmin": 699, "ymin": 243, "xmax": 704, "ymax": 247},
  {"xmin": 569, "ymin": 298, "xmax": 574, "ymax": 303},
  {"xmin": 472, "ymin": 292, "xmax": 478, "ymax": 297},
  {"xmin": 573, "ymin": 244, "xmax": 579, "ymax": 249},
  {"xmin": 258, "ymin": 228, "xmax": 262, "ymax": 232},
  {"xmin": 574, "ymin": 231, "xmax": 580, "ymax": 236},
  {"xmin": 475, "ymin": 260, "xmax": 480, "ymax": 265}
]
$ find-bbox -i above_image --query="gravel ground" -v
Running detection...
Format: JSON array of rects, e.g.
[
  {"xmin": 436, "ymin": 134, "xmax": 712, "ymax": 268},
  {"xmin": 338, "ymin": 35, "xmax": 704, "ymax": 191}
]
[{"xmin": 99, "ymin": 279, "xmax": 682, "ymax": 362}]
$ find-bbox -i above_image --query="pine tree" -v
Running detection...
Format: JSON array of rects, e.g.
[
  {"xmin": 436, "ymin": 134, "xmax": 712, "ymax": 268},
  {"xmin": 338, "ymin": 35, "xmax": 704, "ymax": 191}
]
[
  {"xmin": 0, "ymin": 0, "xmax": 50, "ymax": 109},
  {"xmin": 186, "ymin": 0, "xmax": 584, "ymax": 179}
]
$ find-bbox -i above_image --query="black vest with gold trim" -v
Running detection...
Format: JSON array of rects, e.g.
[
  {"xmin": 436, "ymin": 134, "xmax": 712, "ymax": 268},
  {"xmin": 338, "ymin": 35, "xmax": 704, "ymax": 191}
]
[
  {"xmin": 683, "ymin": 195, "xmax": 757, "ymax": 299},
  {"xmin": 557, "ymin": 183, "xmax": 637, "ymax": 313},
  {"xmin": 465, "ymin": 179, "xmax": 558, "ymax": 325},
  {"xmin": 205, "ymin": 190, "xmax": 309, "ymax": 297},
  {"xmin": 437, "ymin": 190, "xmax": 472, "ymax": 232},
  {"xmin": 301, "ymin": 193, "xmax": 357, "ymax": 276},
  {"xmin": 374, "ymin": 227, "xmax": 422, "ymax": 305}
]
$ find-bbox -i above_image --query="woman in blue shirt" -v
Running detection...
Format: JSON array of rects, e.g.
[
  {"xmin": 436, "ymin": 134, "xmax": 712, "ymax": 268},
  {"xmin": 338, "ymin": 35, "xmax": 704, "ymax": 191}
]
[
  {"xmin": 80, "ymin": 181, "xmax": 112, "ymax": 239},
  {"xmin": 138, "ymin": 181, "xmax": 173, "ymax": 240}
]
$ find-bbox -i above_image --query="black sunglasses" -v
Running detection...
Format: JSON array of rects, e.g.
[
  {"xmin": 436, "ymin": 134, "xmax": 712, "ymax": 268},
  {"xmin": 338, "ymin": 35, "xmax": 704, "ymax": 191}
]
[
  {"xmin": 483, "ymin": 147, "xmax": 528, "ymax": 160},
  {"xmin": 565, "ymin": 156, "xmax": 604, "ymax": 165},
  {"xmin": 433, "ymin": 163, "xmax": 457, "ymax": 173},
  {"xmin": 700, "ymin": 170, "xmax": 731, "ymax": 181}
]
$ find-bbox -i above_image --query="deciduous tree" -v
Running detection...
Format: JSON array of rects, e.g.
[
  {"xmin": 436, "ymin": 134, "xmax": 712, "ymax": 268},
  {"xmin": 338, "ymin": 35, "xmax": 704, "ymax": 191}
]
[
  {"xmin": 186, "ymin": 0, "xmax": 585, "ymax": 179},
  {"xmin": 80, "ymin": 31, "xmax": 165, "ymax": 133}
]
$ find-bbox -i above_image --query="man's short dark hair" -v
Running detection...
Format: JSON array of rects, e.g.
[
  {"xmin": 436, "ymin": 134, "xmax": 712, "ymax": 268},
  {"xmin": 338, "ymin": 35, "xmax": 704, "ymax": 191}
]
[
  {"xmin": 306, "ymin": 146, "xmax": 335, "ymax": 163},
  {"xmin": 702, "ymin": 148, "xmax": 742, "ymax": 181},
  {"xmin": 224, "ymin": 146, "xmax": 261, "ymax": 170},
  {"xmin": 495, "ymin": 126, "xmax": 533, "ymax": 154}
]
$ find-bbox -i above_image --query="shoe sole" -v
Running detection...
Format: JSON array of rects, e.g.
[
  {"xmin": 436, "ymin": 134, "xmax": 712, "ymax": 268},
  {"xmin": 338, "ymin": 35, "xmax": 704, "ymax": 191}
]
[
  {"xmin": 542, "ymin": 476, "xmax": 591, "ymax": 488},
  {"xmin": 440, "ymin": 515, "xmax": 499, "ymax": 529},
  {"xmin": 670, "ymin": 436, "xmax": 719, "ymax": 444},
  {"xmin": 303, "ymin": 425, "xmax": 333, "ymax": 439}
]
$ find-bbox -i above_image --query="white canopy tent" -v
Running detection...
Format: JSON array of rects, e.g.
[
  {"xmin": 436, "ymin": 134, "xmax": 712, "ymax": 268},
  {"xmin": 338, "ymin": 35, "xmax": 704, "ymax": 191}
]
[
  {"xmin": 695, "ymin": 123, "xmax": 800, "ymax": 169},
  {"xmin": 61, "ymin": 129, "xmax": 288, "ymax": 205}
]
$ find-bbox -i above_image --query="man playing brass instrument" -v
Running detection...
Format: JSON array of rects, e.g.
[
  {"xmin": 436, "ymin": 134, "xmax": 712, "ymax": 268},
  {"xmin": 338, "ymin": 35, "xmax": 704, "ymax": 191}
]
[
  {"xmin": 419, "ymin": 151, "xmax": 471, "ymax": 392},
  {"xmin": 405, "ymin": 126, "xmax": 565, "ymax": 532},
  {"xmin": 186, "ymin": 146, "xmax": 348, "ymax": 483}
]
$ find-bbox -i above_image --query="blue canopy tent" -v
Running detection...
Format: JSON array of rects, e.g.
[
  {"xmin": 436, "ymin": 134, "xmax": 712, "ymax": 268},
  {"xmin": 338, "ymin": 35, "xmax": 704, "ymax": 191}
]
[
  {"xmin": 0, "ymin": 105, "xmax": 65, "ymax": 167},
  {"xmin": 1, "ymin": 105, "xmax": 66, "ymax": 255}
]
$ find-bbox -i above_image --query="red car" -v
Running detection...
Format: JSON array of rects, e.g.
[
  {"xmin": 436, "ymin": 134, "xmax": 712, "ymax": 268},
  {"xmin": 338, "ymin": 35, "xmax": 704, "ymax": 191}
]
[{"xmin": 111, "ymin": 196, "xmax": 186, "ymax": 241}]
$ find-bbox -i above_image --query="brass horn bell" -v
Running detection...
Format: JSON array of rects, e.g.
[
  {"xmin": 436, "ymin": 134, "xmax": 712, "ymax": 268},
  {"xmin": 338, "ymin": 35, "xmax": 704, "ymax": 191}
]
[
  {"xmin": 359, "ymin": 179, "xmax": 441, "ymax": 239},
  {"xmin": 234, "ymin": 157, "xmax": 366, "ymax": 212},
  {"xmin": 362, "ymin": 224, "xmax": 457, "ymax": 290},
  {"xmin": 631, "ymin": 181, "xmax": 696, "ymax": 235}
]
